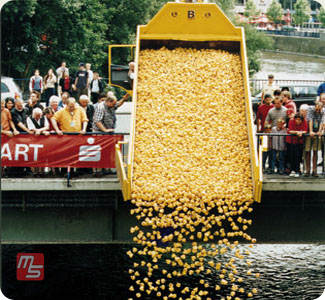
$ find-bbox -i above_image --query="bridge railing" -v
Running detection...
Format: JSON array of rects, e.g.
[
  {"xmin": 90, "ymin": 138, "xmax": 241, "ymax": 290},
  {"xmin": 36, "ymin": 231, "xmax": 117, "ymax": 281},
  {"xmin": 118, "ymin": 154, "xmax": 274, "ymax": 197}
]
[
  {"xmin": 1, "ymin": 132, "xmax": 130, "ymax": 185},
  {"xmin": 256, "ymin": 132, "xmax": 325, "ymax": 177},
  {"xmin": 8, "ymin": 78, "xmax": 324, "ymax": 100},
  {"xmin": 250, "ymin": 79, "xmax": 323, "ymax": 94},
  {"xmin": 262, "ymin": 30, "xmax": 321, "ymax": 38},
  {"xmin": 11, "ymin": 78, "xmax": 112, "ymax": 102}
]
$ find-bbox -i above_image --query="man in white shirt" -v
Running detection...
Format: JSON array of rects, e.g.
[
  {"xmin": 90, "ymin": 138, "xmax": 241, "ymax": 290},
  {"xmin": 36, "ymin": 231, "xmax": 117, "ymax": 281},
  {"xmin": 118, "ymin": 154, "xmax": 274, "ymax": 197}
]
[
  {"xmin": 261, "ymin": 74, "xmax": 279, "ymax": 103},
  {"xmin": 86, "ymin": 63, "xmax": 94, "ymax": 99}
]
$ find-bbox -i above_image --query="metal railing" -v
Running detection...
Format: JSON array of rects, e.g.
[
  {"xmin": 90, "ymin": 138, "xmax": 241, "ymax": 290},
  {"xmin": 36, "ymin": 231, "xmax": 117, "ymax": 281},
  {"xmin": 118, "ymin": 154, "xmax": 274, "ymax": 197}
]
[
  {"xmin": 256, "ymin": 132, "xmax": 325, "ymax": 177},
  {"xmin": 250, "ymin": 79, "xmax": 323, "ymax": 94},
  {"xmin": 9, "ymin": 131, "xmax": 130, "ymax": 159},
  {"xmin": 11, "ymin": 78, "xmax": 111, "ymax": 101},
  {"xmin": 2, "ymin": 132, "xmax": 130, "ymax": 185},
  {"xmin": 262, "ymin": 30, "xmax": 320, "ymax": 38},
  {"xmin": 8, "ymin": 78, "xmax": 324, "ymax": 100}
]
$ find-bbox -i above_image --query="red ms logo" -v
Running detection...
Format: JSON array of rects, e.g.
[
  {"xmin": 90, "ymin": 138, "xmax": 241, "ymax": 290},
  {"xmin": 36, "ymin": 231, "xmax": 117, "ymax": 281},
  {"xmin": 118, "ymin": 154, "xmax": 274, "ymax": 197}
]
[{"xmin": 17, "ymin": 253, "xmax": 44, "ymax": 281}]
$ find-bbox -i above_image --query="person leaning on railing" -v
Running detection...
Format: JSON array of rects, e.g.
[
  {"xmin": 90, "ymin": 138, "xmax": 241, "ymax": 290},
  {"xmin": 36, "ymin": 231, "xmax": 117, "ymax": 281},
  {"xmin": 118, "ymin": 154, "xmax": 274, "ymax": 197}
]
[
  {"xmin": 92, "ymin": 93, "xmax": 129, "ymax": 133},
  {"xmin": 1, "ymin": 99, "xmax": 19, "ymax": 177},
  {"xmin": 92, "ymin": 92, "xmax": 129, "ymax": 177},
  {"xmin": 26, "ymin": 108, "xmax": 50, "ymax": 177},
  {"xmin": 5, "ymin": 97, "xmax": 14, "ymax": 111},
  {"xmin": 11, "ymin": 99, "xmax": 32, "ymax": 134},
  {"xmin": 26, "ymin": 108, "xmax": 50, "ymax": 136},
  {"xmin": 286, "ymin": 114, "xmax": 308, "ymax": 178},
  {"xmin": 8, "ymin": 99, "xmax": 33, "ymax": 177},
  {"xmin": 50, "ymin": 98, "xmax": 89, "ymax": 178},
  {"xmin": 43, "ymin": 107, "xmax": 56, "ymax": 133},
  {"xmin": 51, "ymin": 97, "xmax": 88, "ymax": 135},
  {"xmin": 1, "ymin": 99, "xmax": 19, "ymax": 137},
  {"xmin": 304, "ymin": 101, "xmax": 325, "ymax": 177}
]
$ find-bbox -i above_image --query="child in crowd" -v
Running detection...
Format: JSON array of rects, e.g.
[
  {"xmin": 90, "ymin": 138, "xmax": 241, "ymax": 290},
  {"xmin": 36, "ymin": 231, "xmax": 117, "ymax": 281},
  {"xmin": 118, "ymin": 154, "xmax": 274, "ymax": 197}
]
[
  {"xmin": 262, "ymin": 124, "xmax": 272, "ymax": 173},
  {"xmin": 286, "ymin": 114, "xmax": 308, "ymax": 177},
  {"xmin": 270, "ymin": 118, "xmax": 286, "ymax": 174}
]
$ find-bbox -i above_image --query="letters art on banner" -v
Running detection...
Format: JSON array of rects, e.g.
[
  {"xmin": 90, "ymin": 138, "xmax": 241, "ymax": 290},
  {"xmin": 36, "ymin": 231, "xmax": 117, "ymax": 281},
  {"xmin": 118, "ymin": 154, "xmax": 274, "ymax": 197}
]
[{"xmin": 1, "ymin": 134, "xmax": 123, "ymax": 168}]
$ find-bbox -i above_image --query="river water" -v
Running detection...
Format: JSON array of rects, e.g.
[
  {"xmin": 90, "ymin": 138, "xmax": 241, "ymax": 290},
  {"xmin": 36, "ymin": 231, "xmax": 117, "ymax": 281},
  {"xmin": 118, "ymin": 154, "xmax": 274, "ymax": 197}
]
[
  {"xmin": 254, "ymin": 51, "xmax": 325, "ymax": 81},
  {"xmin": 1, "ymin": 243, "xmax": 325, "ymax": 300}
]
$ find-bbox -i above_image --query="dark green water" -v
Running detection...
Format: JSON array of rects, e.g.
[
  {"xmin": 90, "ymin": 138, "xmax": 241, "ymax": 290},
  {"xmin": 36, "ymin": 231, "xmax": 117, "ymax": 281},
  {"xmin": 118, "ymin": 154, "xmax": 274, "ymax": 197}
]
[{"xmin": 1, "ymin": 243, "xmax": 324, "ymax": 300}]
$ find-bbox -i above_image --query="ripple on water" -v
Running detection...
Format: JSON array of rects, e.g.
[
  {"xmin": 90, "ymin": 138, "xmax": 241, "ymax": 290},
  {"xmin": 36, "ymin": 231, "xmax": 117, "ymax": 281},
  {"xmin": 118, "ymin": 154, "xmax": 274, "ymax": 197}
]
[
  {"xmin": 240, "ymin": 244, "xmax": 325, "ymax": 300},
  {"xmin": 1, "ymin": 243, "xmax": 325, "ymax": 300},
  {"xmin": 254, "ymin": 51, "xmax": 325, "ymax": 81}
]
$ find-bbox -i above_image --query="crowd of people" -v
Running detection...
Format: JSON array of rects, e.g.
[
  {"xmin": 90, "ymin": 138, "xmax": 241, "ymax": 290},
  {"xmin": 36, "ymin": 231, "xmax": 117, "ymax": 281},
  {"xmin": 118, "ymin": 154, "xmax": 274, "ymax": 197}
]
[
  {"xmin": 1, "ymin": 61, "xmax": 129, "ymax": 178},
  {"xmin": 2, "ymin": 64, "xmax": 325, "ymax": 179},
  {"xmin": 258, "ymin": 74, "xmax": 325, "ymax": 178}
]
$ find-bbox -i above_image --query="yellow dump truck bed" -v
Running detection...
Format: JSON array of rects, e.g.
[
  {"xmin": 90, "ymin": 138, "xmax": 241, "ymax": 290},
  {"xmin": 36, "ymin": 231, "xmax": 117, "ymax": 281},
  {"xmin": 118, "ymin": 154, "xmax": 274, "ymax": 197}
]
[{"xmin": 116, "ymin": 2, "xmax": 262, "ymax": 203}]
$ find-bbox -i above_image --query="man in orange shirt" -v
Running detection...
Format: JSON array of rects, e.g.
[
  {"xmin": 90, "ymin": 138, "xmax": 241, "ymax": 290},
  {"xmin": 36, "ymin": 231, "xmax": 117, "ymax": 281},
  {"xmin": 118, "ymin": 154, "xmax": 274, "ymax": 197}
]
[
  {"xmin": 1, "ymin": 99, "xmax": 19, "ymax": 137},
  {"xmin": 51, "ymin": 97, "xmax": 88, "ymax": 134}
]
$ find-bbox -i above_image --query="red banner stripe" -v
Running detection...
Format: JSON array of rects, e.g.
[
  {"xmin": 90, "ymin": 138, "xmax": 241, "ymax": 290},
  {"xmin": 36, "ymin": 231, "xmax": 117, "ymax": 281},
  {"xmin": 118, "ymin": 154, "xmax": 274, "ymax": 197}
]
[{"xmin": 1, "ymin": 134, "xmax": 123, "ymax": 168}]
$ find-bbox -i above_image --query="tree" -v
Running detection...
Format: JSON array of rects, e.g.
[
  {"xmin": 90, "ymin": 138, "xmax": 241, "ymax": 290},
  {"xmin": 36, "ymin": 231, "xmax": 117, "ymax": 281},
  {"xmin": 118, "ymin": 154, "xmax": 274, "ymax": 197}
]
[
  {"xmin": 317, "ymin": 7, "xmax": 325, "ymax": 28},
  {"xmin": 292, "ymin": 0, "xmax": 311, "ymax": 27},
  {"xmin": 213, "ymin": 0, "xmax": 235, "ymax": 18},
  {"xmin": 239, "ymin": 23, "xmax": 274, "ymax": 75},
  {"xmin": 1, "ymin": 0, "xmax": 272, "ymax": 85},
  {"xmin": 1, "ymin": 0, "xmax": 160, "ymax": 85},
  {"xmin": 266, "ymin": 0, "xmax": 283, "ymax": 24},
  {"xmin": 244, "ymin": 0, "xmax": 261, "ymax": 19},
  {"xmin": 1, "ymin": 0, "xmax": 108, "ymax": 83}
]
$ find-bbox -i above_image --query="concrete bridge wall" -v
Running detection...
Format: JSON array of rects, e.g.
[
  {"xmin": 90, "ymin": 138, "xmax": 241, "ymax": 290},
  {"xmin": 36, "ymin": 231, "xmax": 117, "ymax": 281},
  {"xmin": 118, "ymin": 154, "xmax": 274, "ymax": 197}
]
[
  {"xmin": 2, "ymin": 189, "xmax": 325, "ymax": 244},
  {"xmin": 269, "ymin": 35, "xmax": 325, "ymax": 57}
]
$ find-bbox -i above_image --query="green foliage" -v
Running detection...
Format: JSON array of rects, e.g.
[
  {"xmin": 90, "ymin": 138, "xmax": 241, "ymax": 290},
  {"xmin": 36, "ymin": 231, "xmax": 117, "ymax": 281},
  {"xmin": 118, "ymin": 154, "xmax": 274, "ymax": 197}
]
[
  {"xmin": 1, "ymin": 0, "xmax": 108, "ymax": 80},
  {"xmin": 211, "ymin": 0, "xmax": 235, "ymax": 18},
  {"xmin": 148, "ymin": 0, "xmax": 169, "ymax": 16},
  {"xmin": 292, "ymin": 0, "xmax": 311, "ymax": 26},
  {"xmin": 317, "ymin": 7, "xmax": 325, "ymax": 28},
  {"xmin": 237, "ymin": 23, "xmax": 274, "ymax": 75},
  {"xmin": 266, "ymin": 0, "xmax": 283, "ymax": 24},
  {"xmin": 1, "ymin": 0, "xmax": 271, "ymax": 82},
  {"xmin": 1, "ymin": 0, "xmax": 155, "ymax": 80},
  {"xmin": 244, "ymin": 0, "xmax": 260, "ymax": 19}
]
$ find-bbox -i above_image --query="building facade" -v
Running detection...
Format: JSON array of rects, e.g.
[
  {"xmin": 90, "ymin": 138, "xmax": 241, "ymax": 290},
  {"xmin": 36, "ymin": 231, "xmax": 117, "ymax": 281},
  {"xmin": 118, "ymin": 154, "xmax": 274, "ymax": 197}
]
[{"xmin": 235, "ymin": 0, "xmax": 321, "ymax": 14}]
